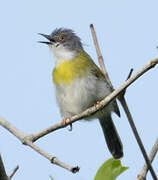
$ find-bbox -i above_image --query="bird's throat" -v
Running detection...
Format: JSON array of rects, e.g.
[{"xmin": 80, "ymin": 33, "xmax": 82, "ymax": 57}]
[{"xmin": 53, "ymin": 50, "xmax": 91, "ymax": 85}]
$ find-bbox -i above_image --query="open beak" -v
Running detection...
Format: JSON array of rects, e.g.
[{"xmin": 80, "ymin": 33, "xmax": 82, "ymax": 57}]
[{"xmin": 38, "ymin": 33, "xmax": 55, "ymax": 45}]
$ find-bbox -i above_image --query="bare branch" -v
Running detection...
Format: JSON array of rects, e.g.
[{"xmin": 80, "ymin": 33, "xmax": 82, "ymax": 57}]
[
  {"xmin": 30, "ymin": 57, "xmax": 158, "ymax": 142},
  {"xmin": 0, "ymin": 155, "xmax": 8, "ymax": 180},
  {"xmin": 0, "ymin": 117, "xmax": 79, "ymax": 173},
  {"xmin": 137, "ymin": 138, "xmax": 158, "ymax": 180},
  {"xmin": 9, "ymin": 165, "xmax": 19, "ymax": 179}
]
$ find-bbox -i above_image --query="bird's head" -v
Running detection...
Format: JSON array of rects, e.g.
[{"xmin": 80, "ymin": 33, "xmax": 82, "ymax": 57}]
[{"xmin": 39, "ymin": 28, "xmax": 83, "ymax": 62}]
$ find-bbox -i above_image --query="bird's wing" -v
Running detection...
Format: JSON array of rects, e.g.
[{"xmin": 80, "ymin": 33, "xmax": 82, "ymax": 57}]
[{"xmin": 81, "ymin": 50, "xmax": 121, "ymax": 117}]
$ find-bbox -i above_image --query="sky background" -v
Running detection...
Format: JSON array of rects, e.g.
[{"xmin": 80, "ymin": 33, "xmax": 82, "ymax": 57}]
[{"xmin": 0, "ymin": 0, "xmax": 158, "ymax": 179}]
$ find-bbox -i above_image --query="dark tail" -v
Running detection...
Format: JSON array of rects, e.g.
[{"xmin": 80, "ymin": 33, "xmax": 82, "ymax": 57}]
[{"xmin": 99, "ymin": 116, "xmax": 123, "ymax": 159}]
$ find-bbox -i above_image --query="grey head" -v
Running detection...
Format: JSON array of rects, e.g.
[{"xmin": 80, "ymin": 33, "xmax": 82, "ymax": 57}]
[{"xmin": 39, "ymin": 28, "xmax": 83, "ymax": 51}]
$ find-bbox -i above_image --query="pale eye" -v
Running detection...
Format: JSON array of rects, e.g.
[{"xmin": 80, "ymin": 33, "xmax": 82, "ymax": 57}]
[{"xmin": 59, "ymin": 35, "xmax": 66, "ymax": 41}]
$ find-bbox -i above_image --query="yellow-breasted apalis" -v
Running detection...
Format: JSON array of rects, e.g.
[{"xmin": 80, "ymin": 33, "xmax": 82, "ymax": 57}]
[{"xmin": 39, "ymin": 28, "xmax": 123, "ymax": 159}]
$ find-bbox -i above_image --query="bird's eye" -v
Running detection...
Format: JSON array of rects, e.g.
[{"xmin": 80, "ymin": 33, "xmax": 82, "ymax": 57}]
[{"xmin": 59, "ymin": 35, "xmax": 66, "ymax": 41}]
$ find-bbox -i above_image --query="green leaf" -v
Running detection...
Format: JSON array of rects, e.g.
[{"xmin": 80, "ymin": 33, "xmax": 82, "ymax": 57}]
[
  {"xmin": 49, "ymin": 175, "xmax": 55, "ymax": 180},
  {"xmin": 94, "ymin": 158, "xmax": 128, "ymax": 180}
]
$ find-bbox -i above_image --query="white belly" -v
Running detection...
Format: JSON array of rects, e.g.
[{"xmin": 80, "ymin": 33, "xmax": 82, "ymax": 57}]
[{"xmin": 55, "ymin": 74, "xmax": 112, "ymax": 118}]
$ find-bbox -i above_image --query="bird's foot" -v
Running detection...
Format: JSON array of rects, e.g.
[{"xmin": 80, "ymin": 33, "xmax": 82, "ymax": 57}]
[
  {"xmin": 62, "ymin": 117, "xmax": 72, "ymax": 131},
  {"xmin": 94, "ymin": 101, "xmax": 105, "ymax": 114}
]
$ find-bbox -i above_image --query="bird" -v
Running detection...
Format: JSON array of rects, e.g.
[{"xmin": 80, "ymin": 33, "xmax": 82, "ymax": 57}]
[{"xmin": 39, "ymin": 28, "xmax": 123, "ymax": 159}]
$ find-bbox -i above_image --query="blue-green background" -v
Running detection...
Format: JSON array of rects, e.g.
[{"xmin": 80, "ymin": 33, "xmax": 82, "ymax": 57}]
[{"xmin": 0, "ymin": 0, "xmax": 158, "ymax": 179}]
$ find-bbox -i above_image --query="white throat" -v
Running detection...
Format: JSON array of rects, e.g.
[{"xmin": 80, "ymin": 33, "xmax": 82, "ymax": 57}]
[{"xmin": 50, "ymin": 44, "xmax": 77, "ymax": 66}]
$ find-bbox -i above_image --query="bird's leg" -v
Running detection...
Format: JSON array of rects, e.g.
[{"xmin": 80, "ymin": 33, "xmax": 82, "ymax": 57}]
[{"xmin": 62, "ymin": 117, "xmax": 72, "ymax": 131}]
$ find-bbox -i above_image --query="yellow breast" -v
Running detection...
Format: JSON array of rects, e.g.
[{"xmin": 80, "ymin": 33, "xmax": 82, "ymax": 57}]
[{"xmin": 53, "ymin": 50, "xmax": 95, "ymax": 85}]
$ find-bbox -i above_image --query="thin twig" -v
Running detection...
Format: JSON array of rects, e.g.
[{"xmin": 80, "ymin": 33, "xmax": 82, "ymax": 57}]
[
  {"xmin": 9, "ymin": 165, "xmax": 19, "ymax": 179},
  {"xmin": 126, "ymin": 68, "xmax": 134, "ymax": 81},
  {"xmin": 120, "ymin": 68, "xmax": 134, "ymax": 96},
  {"xmin": 90, "ymin": 24, "xmax": 157, "ymax": 180},
  {"xmin": 0, "ymin": 155, "xmax": 8, "ymax": 180},
  {"xmin": 0, "ymin": 117, "xmax": 79, "ymax": 173},
  {"xmin": 119, "ymin": 97, "xmax": 157, "ymax": 180},
  {"xmin": 90, "ymin": 24, "xmax": 114, "ymax": 90},
  {"xmin": 122, "ymin": 69, "xmax": 157, "ymax": 179},
  {"xmin": 137, "ymin": 138, "xmax": 158, "ymax": 180}
]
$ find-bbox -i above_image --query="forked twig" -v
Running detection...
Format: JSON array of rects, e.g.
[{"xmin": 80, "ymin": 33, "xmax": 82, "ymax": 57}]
[{"xmin": 0, "ymin": 116, "xmax": 79, "ymax": 173}]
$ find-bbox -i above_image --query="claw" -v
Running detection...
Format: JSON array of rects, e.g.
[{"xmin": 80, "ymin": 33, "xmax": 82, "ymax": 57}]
[
  {"xmin": 62, "ymin": 117, "xmax": 72, "ymax": 131},
  {"xmin": 69, "ymin": 123, "xmax": 72, "ymax": 131}
]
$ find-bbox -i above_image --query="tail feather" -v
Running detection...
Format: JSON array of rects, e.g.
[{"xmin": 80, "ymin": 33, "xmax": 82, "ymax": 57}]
[{"xmin": 99, "ymin": 116, "xmax": 123, "ymax": 159}]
